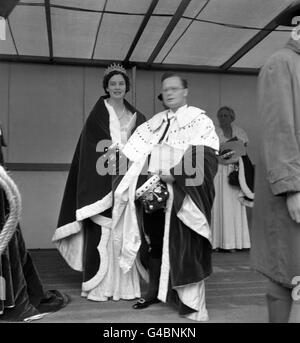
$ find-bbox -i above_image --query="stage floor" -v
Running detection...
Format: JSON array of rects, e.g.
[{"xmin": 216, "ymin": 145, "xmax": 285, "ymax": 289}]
[{"xmin": 28, "ymin": 249, "xmax": 268, "ymax": 323}]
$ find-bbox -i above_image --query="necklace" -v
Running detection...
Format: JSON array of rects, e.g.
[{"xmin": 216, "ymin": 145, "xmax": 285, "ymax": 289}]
[
  {"xmin": 119, "ymin": 106, "xmax": 126, "ymax": 119},
  {"xmin": 108, "ymin": 99, "xmax": 126, "ymax": 119}
]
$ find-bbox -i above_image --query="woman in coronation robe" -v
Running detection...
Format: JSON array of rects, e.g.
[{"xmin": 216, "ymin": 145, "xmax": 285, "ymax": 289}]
[{"xmin": 52, "ymin": 64, "xmax": 146, "ymax": 301}]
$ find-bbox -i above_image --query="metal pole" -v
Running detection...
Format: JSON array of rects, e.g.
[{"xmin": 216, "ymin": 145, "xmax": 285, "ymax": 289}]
[{"xmin": 132, "ymin": 65, "xmax": 136, "ymax": 107}]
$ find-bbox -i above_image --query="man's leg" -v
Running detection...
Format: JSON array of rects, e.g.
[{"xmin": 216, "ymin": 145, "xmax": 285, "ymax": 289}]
[
  {"xmin": 133, "ymin": 209, "xmax": 165, "ymax": 309},
  {"xmin": 266, "ymin": 278, "xmax": 292, "ymax": 323}
]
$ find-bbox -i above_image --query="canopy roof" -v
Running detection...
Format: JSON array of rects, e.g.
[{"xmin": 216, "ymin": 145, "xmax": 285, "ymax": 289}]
[{"xmin": 0, "ymin": 0, "xmax": 297, "ymax": 73}]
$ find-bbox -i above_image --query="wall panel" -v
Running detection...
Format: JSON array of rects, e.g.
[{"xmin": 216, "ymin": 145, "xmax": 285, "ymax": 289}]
[
  {"xmin": 220, "ymin": 74, "xmax": 258, "ymax": 163},
  {"xmin": 0, "ymin": 62, "xmax": 258, "ymax": 248},
  {"xmin": 8, "ymin": 64, "xmax": 84, "ymax": 163},
  {"xmin": 153, "ymin": 70, "xmax": 221, "ymax": 121},
  {"xmin": 11, "ymin": 171, "xmax": 68, "ymax": 249}
]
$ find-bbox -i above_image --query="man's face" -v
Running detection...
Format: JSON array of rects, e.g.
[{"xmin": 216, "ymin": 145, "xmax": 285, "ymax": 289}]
[{"xmin": 162, "ymin": 76, "xmax": 188, "ymax": 111}]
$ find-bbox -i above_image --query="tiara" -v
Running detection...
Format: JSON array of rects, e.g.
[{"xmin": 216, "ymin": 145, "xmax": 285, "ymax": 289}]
[{"xmin": 104, "ymin": 63, "xmax": 127, "ymax": 76}]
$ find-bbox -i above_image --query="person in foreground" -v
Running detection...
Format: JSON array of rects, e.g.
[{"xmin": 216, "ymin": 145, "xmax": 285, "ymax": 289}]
[
  {"xmin": 112, "ymin": 73, "xmax": 219, "ymax": 321},
  {"xmin": 0, "ymin": 130, "xmax": 69, "ymax": 322},
  {"xmin": 250, "ymin": 1, "xmax": 300, "ymax": 323},
  {"xmin": 52, "ymin": 64, "xmax": 146, "ymax": 302}
]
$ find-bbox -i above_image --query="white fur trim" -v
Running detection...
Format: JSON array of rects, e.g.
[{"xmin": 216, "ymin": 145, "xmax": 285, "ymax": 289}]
[
  {"xmin": 52, "ymin": 220, "xmax": 84, "ymax": 271},
  {"xmin": 123, "ymin": 106, "xmax": 219, "ymax": 163},
  {"xmin": 119, "ymin": 166, "xmax": 142, "ymax": 273},
  {"xmin": 176, "ymin": 281, "xmax": 209, "ymax": 322},
  {"xmin": 53, "ymin": 192, "xmax": 112, "ymax": 272},
  {"xmin": 148, "ymin": 105, "xmax": 206, "ymax": 131},
  {"xmin": 104, "ymin": 99, "xmax": 137, "ymax": 146},
  {"xmin": 238, "ymin": 157, "xmax": 254, "ymax": 200},
  {"xmin": 82, "ymin": 226, "xmax": 110, "ymax": 291},
  {"xmin": 105, "ymin": 99, "xmax": 121, "ymax": 145},
  {"xmin": 135, "ymin": 253, "xmax": 149, "ymax": 283},
  {"xmin": 177, "ymin": 195, "xmax": 212, "ymax": 243},
  {"xmin": 52, "ymin": 220, "xmax": 81, "ymax": 241},
  {"xmin": 176, "ymin": 106, "xmax": 205, "ymax": 128},
  {"xmin": 238, "ymin": 195, "xmax": 254, "ymax": 208},
  {"xmin": 91, "ymin": 214, "xmax": 112, "ymax": 228},
  {"xmin": 135, "ymin": 174, "xmax": 160, "ymax": 198},
  {"xmin": 157, "ymin": 185, "xmax": 174, "ymax": 302},
  {"xmin": 76, "ymin": 192, "xmax": 112, "ymax": 221}
]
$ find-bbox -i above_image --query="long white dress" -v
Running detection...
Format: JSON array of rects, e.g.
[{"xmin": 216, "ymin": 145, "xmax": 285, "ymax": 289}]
[
  {"xmin": 211, "ymin": 124, "xmax": 251, "ymax": 250},
  {"xmin": 81, "ymin": 100, "xmax": 142, "ymax": 301}
]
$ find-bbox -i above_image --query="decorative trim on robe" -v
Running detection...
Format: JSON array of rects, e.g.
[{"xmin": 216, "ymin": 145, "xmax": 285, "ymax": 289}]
[
  {"xmin": 158, "ymin": 187, "xmax": 211, "ymax": 323},
  {"xmin": 82, "ymin": 226, "xmax": 110, "ymax": 291},
  {"xmin": 177, "ymin": 194, "xmax": 211, "ymax": 244},
  {"xmin": 238, "ymin": 156, "xmax": 254, "ymax": 200},
  {"xmin": 157, "ymin": 184, "xmax": 173, "ymax": 302},
  {"xmin": 52, "ymin": 192, "xmax": 112, "ymax": 271},
  {"xmin": 76, "ymin": 192, "xmax": 112, "ymax": 221},
  {"xmin": 52, "ymin": 221, "xmax": 83, "ymax": 271},
  {"xmin": 123, "ymin": 106, "xmax": 219, "ymax": 163}
]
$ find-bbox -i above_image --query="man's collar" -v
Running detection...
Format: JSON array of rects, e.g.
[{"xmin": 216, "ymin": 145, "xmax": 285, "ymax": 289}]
[
  {"xmin": 285, "ymin": 37, "xmax": 300, "ymax": 55},
  {"xmin": 149, "ymin": 105, "xmax": 205, "ymax": 131}
]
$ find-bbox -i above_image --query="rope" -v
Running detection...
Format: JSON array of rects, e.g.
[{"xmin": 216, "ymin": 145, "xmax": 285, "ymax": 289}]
[{"xmin": 0, "ymin": 165, "xmax": 22, "ymax": 255}]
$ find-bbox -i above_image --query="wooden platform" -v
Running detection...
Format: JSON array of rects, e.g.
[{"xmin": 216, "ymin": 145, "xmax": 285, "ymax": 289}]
[{"xmin": 28, "ymin": 249, "xmax": 268, "ymax": 323}]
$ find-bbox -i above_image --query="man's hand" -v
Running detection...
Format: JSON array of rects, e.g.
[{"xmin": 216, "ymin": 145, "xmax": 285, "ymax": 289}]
[
  {"xmin": 218, "ymin": 150, "xmax": 238, "ymax": 165},
  {"xmin": 286, "ymin": 192, "xmax": 300, "ymax": 223},
  {"xmin": 160, "ymin": 174, "xmax": 175, "ymax": 184}
]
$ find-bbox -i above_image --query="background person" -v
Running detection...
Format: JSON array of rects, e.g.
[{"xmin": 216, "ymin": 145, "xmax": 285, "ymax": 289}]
[{"xmin": 211, "ymin": 106, "xmax": 252, "ymax": 252}]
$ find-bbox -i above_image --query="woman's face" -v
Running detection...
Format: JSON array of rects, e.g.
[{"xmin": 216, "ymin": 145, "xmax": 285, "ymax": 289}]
[
  {"xmin": 218, "ymin": 109, "xmax": 233, "ymax": 127},
  {"xmin": 106, "ymin": 74, "xmax": 126, "ymax": 100}
]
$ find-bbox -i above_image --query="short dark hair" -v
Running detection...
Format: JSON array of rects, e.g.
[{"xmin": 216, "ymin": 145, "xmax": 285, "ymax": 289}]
[
  {"xmin": 103, "ymin": 70, "xmax": 130, "ymax": 95},
  {"xmin": 161, "ymin": 72, "xmax": 188, "ymax": 89},
  {"xmin": 217, "ymin": 106, "xmax": 236, "ymax": 121}
]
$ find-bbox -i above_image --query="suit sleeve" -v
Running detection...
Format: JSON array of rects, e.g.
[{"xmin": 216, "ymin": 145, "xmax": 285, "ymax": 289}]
[{"xmin": 259, "ymin": 54, "xmax": 300, "ymax": 195}]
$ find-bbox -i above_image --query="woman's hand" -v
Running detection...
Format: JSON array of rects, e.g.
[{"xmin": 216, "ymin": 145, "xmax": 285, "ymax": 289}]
[{"xmin": 286, "ymin": 192, "xmax": 300, "ymax": 223}]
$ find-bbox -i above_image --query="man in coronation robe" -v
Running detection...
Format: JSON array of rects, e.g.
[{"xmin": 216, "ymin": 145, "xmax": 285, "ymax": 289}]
[{"xmin": 112, "ymin": 73, "xmax": 219, "ymax": 321}]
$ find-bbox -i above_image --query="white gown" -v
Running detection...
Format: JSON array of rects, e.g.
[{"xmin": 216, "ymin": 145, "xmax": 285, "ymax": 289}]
[
  {"xmin": 82, "ymin": 100, "xmax": 141, "ymax": 301},
  {"xmin": 211, "ymin": 125, "xmax": 251, "ymax": 250}
]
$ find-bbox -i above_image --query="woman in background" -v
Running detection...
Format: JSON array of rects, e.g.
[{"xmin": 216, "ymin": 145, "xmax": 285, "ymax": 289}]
[{"xmin": 211, "ymin": 106, "xmax": 252, "ymax": 252}]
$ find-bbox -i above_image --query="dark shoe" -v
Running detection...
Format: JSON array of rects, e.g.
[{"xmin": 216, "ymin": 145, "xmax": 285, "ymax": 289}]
[
  {"xmin": 132, "ymin": 298, "xmax": 160, "ymax": 309},
  {"xmin": 36, "ymin": 290, "xmax": 70, "ymax": 314}
]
